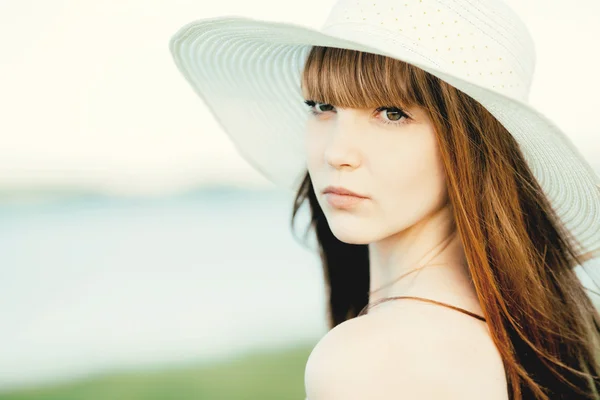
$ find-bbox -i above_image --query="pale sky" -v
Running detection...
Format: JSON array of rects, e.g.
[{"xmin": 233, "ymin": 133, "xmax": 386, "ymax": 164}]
[{"xmin": 0, "ymin": 0, "xmax": 598, "ymax": 195}]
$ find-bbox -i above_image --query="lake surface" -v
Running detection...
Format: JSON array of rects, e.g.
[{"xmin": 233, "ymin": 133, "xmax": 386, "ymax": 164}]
[{"xmin": 0, "ymin": 187, "xmax": 328, "ymax": 390}]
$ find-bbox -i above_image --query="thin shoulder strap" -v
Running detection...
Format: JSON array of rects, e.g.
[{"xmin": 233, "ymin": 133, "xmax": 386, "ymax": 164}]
[{"xmin": 358, "ymin": 295, "xmax": 487, "ymax": 322}]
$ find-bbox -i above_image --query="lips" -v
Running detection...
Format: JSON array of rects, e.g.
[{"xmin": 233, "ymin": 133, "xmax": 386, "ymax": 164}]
[
  {"xmin": 322, "ymin": 186, "xmax": 369, "ymax": 198},
  {"xmin": 322, "ymin": 186, "xmax": 370, "ymax": 209}
]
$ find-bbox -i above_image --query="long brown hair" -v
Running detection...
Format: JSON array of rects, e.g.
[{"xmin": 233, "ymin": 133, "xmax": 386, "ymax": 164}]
[{"xmin": 290, "ymin": 46, "xmax": 600, "ymax": 400}]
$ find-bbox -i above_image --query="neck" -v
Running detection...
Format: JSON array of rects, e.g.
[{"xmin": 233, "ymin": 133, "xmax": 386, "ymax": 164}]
[{"xmin": 367, "ymin": 204, "xmax": 478, "ymax": 307}]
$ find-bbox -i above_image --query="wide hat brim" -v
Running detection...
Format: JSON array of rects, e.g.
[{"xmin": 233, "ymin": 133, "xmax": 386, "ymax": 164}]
[{"xmin": 168, "ymin": 16, "xmax": 600, "ymax": 259}]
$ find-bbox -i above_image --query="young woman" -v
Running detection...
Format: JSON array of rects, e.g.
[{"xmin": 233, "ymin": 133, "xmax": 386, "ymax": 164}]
[
  {"xmin": 168, "ymin": 0, "xmax": 600, "ymax": 398},
  {"xmin": 294, "ymin": 45, "xmax": 600, "ymax": 400}
]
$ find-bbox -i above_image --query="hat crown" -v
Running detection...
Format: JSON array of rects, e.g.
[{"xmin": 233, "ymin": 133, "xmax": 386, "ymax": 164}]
[{"xmin": 321, "ymin": 0, "xmax": 536, "ymax": 102}]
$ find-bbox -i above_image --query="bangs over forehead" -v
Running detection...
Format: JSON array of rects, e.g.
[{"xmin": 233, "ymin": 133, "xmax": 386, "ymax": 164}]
[{"xmin": 300, "ymin": 46, "xmax": 426, "ymax": 110}]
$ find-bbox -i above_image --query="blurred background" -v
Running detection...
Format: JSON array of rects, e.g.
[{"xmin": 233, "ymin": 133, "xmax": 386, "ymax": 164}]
[{"xmin": 0, "ymin": 0, "xmax": 599, "ymax": 399}]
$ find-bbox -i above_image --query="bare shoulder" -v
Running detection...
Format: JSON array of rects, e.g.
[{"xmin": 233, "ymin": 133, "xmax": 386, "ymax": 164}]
[{"xmin": 304, "ymin": 302, "xmax": 508, "ymax": 400}]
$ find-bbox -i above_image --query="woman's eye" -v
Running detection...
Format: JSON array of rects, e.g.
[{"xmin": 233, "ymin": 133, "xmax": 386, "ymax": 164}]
[
  {"xmin": 384, "ymin": 109, "xmax": 402, "ymax": 121},
  {"xmin": 316, "ymin": 103, "xmax": 334, "ymax": 112},
  {"xmin": 378, "ymin": 107, "xmax": 408, "ymax": 122},
  {"xmin": 304, "ymin": 100, "xmax": 334, "ymax": 114}
]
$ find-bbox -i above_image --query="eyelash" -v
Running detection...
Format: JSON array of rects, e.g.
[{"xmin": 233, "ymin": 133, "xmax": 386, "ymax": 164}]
[{"xmin": 303, "ymin": 100, "xmax": 411, "ymax": 126}]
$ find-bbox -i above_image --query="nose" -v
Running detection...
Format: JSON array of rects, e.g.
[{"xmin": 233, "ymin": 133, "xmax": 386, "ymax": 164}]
[{"xmin": 324, "ymin": 110, "xmax": 362, "ymax": 170}]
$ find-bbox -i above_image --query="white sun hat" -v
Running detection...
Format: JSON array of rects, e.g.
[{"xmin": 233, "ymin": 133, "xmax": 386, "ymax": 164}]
[{"xmin": 168, "ymin": 0, "xmax": 600, "ymax": 259}]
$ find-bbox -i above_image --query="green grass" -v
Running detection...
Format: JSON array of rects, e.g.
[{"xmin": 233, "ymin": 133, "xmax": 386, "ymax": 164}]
[{"xmin": 0, "ymin": 342, "xmax": 315, "ymax": 400}]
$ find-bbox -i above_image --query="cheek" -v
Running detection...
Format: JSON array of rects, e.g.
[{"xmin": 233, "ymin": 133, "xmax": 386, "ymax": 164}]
[
  {"xmin": 373, "ymin": 130, "xmax": 448, "ymax": 221},
  {"xmin": 304, "ymin": 121, "xmax": 324, "ymax": 171},
  {"xmin": 382, "ymin": 148, "xmax": 445, "ymax": 190}
]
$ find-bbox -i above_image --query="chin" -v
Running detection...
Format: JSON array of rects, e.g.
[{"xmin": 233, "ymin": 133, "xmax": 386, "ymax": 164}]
[{"xmin": 328, "ymin": 221, "xmax": 376, "ymax": 245}]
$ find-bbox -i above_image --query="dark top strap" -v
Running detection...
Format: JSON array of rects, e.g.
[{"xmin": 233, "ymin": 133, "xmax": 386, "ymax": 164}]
[{"xmin": 358, "ymin": 295, "xmax": 486, "ymax": 322}]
